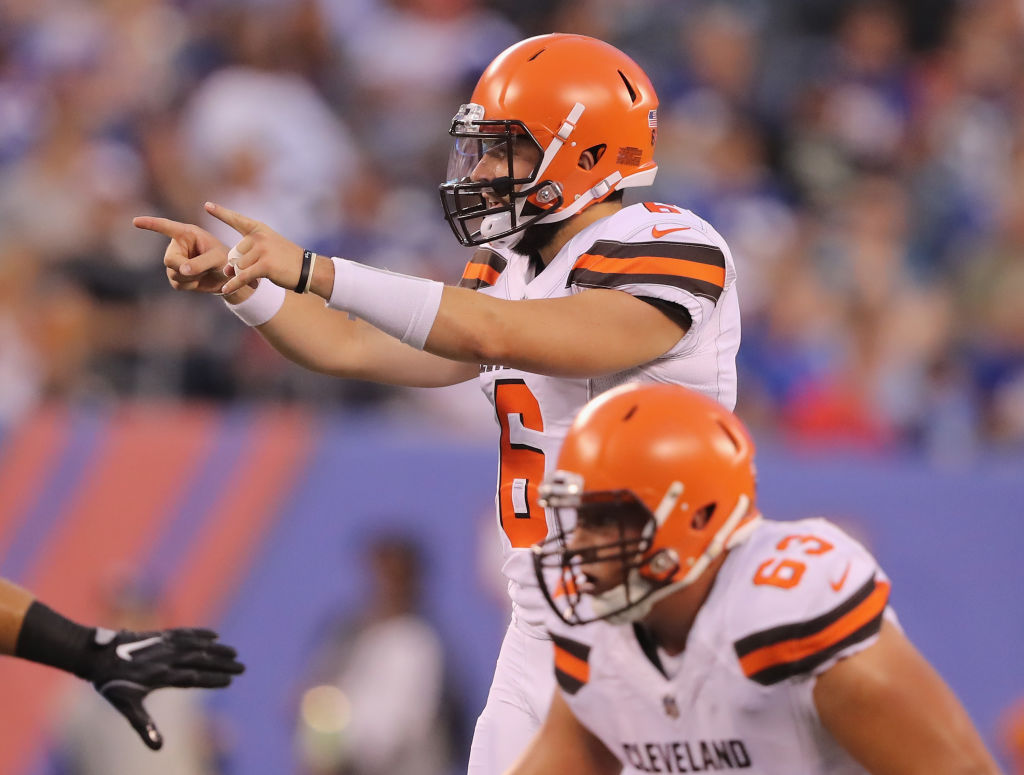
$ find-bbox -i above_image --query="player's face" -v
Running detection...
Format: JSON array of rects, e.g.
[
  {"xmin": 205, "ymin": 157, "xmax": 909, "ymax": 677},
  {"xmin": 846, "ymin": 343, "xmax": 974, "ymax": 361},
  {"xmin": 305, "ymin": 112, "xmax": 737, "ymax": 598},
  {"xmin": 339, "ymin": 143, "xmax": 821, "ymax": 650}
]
[
  {"xmin": 566, "ymin": 502, "xmax": 649, "ymax": 596},
  {"xmin": 470, "ymin": 135, "xmax": 542, "ymax": 207}
]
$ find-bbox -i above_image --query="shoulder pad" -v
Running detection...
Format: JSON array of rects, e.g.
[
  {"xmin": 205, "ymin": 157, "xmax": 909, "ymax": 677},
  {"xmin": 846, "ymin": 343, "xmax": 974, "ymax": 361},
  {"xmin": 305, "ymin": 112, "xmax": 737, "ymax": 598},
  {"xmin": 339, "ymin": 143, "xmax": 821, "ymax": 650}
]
[
  {"xmin": 725, "ymin": 519, "xmax": 890, "ymax": 685},
  {"xmin": 569, "ymin": 204, "xmax": 727, "ymax": 304}
]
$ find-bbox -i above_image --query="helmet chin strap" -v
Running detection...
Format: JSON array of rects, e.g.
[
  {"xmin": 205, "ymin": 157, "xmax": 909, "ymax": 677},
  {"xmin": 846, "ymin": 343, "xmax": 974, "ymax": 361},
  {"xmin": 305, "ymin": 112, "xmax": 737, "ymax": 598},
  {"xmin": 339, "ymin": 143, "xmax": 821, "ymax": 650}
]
[
  {"xmin": 537, "ymin": 171, "xmax": 623, "ymax": 225},
  {"xmin": 537, "ymin": 165, "xmax": 658, "ymax": 226},
  {"xmin": 479, "ymin": 179, "xmax": 562, "ymax": 249},
  {"xmin": 480, "ymin": 211, "xmax": 525, "ymax": 249},
  {"xmin": 591, "ymin": 495, "xmax": 761, "ymax": 625},
  {"xmin": 591, "ymin": 567, "xmax": 660, "ymax": 625}
]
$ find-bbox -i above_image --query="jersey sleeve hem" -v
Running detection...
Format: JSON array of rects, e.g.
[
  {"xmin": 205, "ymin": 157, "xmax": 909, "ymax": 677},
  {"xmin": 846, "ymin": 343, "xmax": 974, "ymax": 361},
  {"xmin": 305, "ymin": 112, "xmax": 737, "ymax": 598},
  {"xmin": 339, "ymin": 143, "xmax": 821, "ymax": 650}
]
[
  {"xmin": 733, "ymin": 574, "xmax": 890, "ymax": 686},
  {"xmin": 459, "ymin": 247, "xmax": 507, "ymax": 289},
  {"xmin": 569, "ymin": 239, "xmax": 726, "ymax": 301}
]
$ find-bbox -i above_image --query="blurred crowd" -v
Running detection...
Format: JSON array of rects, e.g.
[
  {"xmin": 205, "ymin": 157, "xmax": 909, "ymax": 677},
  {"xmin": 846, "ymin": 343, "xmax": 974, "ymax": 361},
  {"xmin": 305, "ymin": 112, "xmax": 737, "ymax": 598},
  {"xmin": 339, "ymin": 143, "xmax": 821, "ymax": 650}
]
[{"xmin": 1, "ymin": 0, "xmax": 1023, "ymax": 457}]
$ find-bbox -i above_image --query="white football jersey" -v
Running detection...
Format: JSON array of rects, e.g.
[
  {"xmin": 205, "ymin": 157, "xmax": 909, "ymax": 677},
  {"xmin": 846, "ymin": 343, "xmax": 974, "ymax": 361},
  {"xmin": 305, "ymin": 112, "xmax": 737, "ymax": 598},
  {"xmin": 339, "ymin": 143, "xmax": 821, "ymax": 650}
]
[
  {"xmin": 547, "ymin": 518, "xmax": 894, "ymax": 774},
  {"xmin": 460, "ymin": 202, "xmax": 742, "ymax": 628}
]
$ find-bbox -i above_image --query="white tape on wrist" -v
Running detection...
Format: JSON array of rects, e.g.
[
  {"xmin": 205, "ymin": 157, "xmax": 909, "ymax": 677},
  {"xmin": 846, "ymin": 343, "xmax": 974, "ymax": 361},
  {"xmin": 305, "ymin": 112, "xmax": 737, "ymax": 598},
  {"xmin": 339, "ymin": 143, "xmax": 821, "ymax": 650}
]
[
  {"xmin": 224, "ymin": 279, "xmax": 286, "ymax": 327},
  {"xmin": 227, "ymin": 243, "xmax": 243, "ymax": 268},
  {"xmin": 326, "ymin": 257, "xmax": 443, "ymax": 349}
]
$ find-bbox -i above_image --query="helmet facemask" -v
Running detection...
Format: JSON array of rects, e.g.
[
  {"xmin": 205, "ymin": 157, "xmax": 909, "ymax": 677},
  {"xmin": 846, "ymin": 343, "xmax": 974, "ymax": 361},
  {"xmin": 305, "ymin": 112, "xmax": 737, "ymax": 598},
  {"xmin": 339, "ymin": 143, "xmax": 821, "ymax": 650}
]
[
  {"xmin": 534, "ymin": 472, "xmax": 676, "ymax": 626},
  {"xmin": 534, "ymin": 469, "xmax": 760, "ymax": 627},
  {"xmin": 440, "ymin": 103, "xmax": 563, "ymax": 248}
]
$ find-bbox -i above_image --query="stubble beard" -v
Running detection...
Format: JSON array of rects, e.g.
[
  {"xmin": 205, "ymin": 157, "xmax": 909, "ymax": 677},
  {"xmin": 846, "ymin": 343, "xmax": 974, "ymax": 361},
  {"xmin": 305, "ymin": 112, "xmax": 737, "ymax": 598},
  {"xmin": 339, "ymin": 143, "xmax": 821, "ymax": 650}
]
[{"xmin": 508, "ymin": 219, "xmax": 564, "ymax": 259}]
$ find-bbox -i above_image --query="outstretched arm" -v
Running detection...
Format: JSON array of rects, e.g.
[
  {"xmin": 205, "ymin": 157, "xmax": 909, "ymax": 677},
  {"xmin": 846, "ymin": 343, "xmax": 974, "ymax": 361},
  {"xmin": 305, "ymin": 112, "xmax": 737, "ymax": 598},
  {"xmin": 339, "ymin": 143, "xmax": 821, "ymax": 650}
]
[
  {"xmin": 133, "ymin": 213, "xmax": 478, "ymax": 387},
  {"xmin": 505, "ymin": 691, "xmax": 621, "ymax": 775},
  {"xmin": 1, "ymin": 577, "xmax": 244, "ymax": 750},
  {"xmin": 814, "ymin": 619, "xmax": 999, "ymax": 775},
  {"xmin": 136, "ymin": 203, "xmax": 685, "ymax": 382},
  {"xmin": 0, "ymin": 577, "xmax": 34, "ymax": 654}
]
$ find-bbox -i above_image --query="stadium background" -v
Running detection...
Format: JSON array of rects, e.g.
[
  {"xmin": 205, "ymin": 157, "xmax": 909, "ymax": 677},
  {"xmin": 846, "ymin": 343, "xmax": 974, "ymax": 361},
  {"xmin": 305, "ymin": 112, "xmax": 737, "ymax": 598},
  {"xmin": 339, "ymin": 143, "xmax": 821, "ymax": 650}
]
[{"xmin": 0, "ymin": 0, "xmax": 1022, "ymax": 772}]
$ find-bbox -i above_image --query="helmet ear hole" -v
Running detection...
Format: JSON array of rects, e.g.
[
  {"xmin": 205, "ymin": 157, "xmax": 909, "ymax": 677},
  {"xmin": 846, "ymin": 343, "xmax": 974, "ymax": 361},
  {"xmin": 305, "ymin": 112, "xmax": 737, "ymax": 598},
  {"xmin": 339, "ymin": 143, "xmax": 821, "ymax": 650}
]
[
  {"xmin": 578, "ymin": 144, "xmax": 606, "ymax": 170},
  {"xmin": 691, "ymin": 503, "xmax": 716, "ymax": 530}
]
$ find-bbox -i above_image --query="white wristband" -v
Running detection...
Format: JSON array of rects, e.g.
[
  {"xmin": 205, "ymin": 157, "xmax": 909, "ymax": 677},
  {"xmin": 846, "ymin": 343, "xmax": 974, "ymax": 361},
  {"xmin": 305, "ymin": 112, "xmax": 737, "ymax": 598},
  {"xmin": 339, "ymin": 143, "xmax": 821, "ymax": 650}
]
[
  {"xmin": 224, "ymin": 279, "xmax": 286, "ymax": 327},
  {"xmin": 326, "ymin": 257, "xmax": 443, "ymax": 350}
]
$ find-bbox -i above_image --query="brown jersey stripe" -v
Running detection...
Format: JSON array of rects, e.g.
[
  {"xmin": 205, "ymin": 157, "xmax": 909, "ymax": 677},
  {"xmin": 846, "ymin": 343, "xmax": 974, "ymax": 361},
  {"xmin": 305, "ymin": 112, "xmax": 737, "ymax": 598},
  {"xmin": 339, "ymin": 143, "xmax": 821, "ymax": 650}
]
[
  {"xmin": 458, "ymin": 248, "xmax": 507, "ymax": 289},
  {"xmin": 585, "ymin": 239, "xmax": 726, "ymax": 267},
  {"xmin": 734, "ymin": 574, "xmax": 881, "ymax": 656},
  {"xmin": 735, "ymin": 577, "xmax": 890, "ymax": 685},
  {"xmin": 551, "ymin": 634, "xmax": 591, "ymax": 695},
  {"xmin": 555, "ymin": 665, "xmax": 586, "ymax": 695},
  {"xmin": 743, "ymin": 615, "xmax": 886, "ymax": 686},
  {"xmin": 551, "ymin": 632, "xmax": 591, "ymax": 662},
  {"xmin": 569, "ymin": 267, "xmax": 723, "ymax": 303},
  {"xmin": 554, "ymin": 644, "xmax": 591, "ymax": 691},
  {"xmin": 574, "ymin": 253, "xmax": 726, "ymax": 289}
]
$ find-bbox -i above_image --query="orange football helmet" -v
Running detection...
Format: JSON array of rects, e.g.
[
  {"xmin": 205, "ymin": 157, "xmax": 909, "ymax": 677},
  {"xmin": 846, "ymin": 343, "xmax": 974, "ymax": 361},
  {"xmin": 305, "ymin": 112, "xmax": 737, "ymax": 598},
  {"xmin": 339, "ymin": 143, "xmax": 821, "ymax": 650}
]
[
  {"xmin": 440, "ymin": 33, "xmax": 659, "ymax": 247},
  {"xmin": 534, "ymin": 383, "xmax": 760, "ymax": 625}
]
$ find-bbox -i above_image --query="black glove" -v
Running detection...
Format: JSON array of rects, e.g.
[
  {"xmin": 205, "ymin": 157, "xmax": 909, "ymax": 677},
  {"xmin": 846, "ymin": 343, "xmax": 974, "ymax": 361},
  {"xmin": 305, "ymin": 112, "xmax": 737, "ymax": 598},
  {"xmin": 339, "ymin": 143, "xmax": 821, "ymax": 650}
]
[{"xmin": 82, "ymin": 627, "xmax": 245, "ymax": 750}]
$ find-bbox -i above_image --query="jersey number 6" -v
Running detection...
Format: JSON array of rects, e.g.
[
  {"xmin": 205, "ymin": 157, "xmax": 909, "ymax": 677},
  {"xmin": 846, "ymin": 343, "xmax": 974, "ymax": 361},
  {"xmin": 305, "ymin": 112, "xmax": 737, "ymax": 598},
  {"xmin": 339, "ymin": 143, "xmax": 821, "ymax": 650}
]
[{"xmin": 494, "ymin": 380, "xmax": 548, "ymax": 548}]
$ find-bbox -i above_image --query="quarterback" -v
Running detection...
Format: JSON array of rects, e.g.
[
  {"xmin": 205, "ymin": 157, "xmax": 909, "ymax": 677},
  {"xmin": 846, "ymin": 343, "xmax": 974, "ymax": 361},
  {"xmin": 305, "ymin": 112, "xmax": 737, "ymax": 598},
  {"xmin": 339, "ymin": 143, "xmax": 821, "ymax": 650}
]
[
  {"xmin": 136, "ymin": 34, "xmax": 739, "ymax": 772},
  {"xmin": 0, "ymin": 576, "xmax": 244, "ymax": 749},
  {"xmin": 510, "ymin": 383, "xmax": 999, "ymax": 775}
]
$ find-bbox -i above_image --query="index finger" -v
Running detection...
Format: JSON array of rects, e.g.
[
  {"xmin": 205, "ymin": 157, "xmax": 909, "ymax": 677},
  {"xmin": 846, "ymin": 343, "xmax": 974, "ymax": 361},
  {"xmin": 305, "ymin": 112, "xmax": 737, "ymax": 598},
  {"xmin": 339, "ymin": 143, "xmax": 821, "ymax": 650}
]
[
  {"xmin": 133, "ymin": 215, "xmax": 194, "ymax": 240},
  {"xmin": 204, "ymin": 201, "xmax": 260, "ymax": 235}
]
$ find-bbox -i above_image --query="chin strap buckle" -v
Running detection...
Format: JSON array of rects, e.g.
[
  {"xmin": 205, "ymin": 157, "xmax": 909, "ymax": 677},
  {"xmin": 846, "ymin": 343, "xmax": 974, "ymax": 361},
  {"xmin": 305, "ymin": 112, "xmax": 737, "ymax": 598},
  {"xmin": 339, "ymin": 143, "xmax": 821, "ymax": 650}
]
[{"xmin": 589, "ymin": 171, "xmax": 623, "ymax": 200}]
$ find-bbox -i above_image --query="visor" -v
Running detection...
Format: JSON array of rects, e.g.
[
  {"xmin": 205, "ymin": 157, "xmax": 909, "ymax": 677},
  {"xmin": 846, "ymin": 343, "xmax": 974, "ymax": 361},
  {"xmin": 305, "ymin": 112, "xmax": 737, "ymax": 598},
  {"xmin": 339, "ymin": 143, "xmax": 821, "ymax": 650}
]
[{"xmin": 439, "ymin": 103, "xmax": 558, "ymax": 247}]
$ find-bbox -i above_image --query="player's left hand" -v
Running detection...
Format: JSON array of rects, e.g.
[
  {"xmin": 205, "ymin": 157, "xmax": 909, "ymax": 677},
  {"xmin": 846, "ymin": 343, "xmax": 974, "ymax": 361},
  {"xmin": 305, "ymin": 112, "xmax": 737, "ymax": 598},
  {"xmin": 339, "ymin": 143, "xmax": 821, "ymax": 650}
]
[
  {"xmin": 204, "ymin": 202, "xmax": 306, "ymax": 295},
  {"xmin": 81, "ymin": 627, "xmax": 245, "ymax": 750}
]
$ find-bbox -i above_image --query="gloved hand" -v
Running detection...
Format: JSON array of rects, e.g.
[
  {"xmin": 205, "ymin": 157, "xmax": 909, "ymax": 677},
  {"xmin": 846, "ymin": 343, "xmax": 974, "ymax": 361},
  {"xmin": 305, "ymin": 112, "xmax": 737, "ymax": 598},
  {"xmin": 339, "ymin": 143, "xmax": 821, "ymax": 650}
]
[{"xmin": 80, "ymin": 627, "xmax": 245, "ymax": 750}]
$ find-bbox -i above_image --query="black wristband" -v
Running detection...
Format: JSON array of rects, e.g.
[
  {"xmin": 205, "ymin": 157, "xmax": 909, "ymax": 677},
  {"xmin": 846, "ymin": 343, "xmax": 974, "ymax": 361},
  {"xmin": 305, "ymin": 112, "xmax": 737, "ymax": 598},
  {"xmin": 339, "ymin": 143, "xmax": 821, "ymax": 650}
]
[
  {"xmin": 295, "ymin": 249, "xmax": 314, "ymax": 293},
  {"xmin": 14, "ymin": 601, "xmax": 95, "ymax": 679}
]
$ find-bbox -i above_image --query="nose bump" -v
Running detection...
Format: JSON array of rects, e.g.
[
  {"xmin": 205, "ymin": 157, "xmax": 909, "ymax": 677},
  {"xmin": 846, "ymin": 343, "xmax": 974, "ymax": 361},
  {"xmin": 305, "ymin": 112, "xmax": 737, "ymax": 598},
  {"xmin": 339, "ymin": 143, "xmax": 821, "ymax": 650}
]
[{"xmin": 471, "ymin": 156, "xmax": 497, "ymax": 183}]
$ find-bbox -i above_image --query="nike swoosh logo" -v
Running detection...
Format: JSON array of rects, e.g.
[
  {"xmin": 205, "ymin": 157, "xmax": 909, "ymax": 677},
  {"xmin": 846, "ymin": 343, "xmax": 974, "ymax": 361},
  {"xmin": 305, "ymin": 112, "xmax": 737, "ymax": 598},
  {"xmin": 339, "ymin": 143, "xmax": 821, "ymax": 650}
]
[
  {"xmin": 116, "ymin": 635, "xmax": 163, "ymax": 661},
  {"xmin": 829, "ymin": 562, "xmax": 852, "ymax": 592},
  {"xmin": 651, "ymin": 225, "xmax": 691, "ymax": 239}
]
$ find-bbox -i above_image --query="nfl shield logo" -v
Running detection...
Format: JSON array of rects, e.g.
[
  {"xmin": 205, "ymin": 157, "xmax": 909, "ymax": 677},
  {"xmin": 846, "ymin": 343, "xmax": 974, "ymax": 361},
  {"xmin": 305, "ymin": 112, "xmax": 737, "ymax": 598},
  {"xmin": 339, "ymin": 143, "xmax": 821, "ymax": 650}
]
[{"xmin": 663, "ymin": 695, "xmax": 680, "ymax": 718}]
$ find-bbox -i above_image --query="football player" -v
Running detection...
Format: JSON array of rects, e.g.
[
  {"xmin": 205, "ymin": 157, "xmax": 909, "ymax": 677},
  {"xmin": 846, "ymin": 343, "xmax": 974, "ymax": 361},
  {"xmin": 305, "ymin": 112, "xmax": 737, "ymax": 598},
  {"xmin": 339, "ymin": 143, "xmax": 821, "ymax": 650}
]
[
  {"xmin": 0, "ymin": 576, "xmax": 244, "ymax": 750},
  {"xmin": 512, "ymin": 383, "xmax": 1000, "ymax": 775},
  {"xmin": 136, "ymin": 34, "xmax": 740, "ymax": 773}
]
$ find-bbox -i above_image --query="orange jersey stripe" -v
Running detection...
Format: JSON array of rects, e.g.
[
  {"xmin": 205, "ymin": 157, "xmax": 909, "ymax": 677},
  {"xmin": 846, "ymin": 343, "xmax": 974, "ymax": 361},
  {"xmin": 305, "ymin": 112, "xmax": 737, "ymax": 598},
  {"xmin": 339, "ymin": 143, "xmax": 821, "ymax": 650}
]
[
  {"xmin": 553, "ymin": 575, "xmax": 579, "ymax": 599},
  {"xmin": 554, "ymin": 643, "xmax": 590, "ymax": 686},
  {"xmin": 739, "ymin": 580, "xmax": 890, "ymax": 679},
  {"xmin": 461, "ymin": 261, "xmax": 502, "ymax": 287},
  {"xmin": 575, "ymin": 253, "xmax": 726, "ymax": 289}
]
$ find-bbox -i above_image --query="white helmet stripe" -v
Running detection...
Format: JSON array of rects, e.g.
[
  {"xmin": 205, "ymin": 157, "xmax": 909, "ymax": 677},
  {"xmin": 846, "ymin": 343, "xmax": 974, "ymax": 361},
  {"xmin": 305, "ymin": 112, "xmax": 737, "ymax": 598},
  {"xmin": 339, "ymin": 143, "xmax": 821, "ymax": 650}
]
[
  {"xmin": 497, "ymin": 101, "xmax": 585, "ymax": 233},
  {"xmin": 653, "ymin": 481, "xmax": 684, "ymax": 525},
  {"xmin": 679, "ymin": 495, "xmax": 756, "ymax": 587},
  {"xmin": 537, "ymin": 102, "xmax": 586, "ymax": 179}
]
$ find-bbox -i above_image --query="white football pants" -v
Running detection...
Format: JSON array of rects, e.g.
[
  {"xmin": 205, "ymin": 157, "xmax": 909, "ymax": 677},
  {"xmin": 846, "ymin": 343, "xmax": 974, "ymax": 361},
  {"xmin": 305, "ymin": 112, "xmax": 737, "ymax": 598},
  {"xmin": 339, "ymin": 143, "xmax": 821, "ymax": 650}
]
[{"xmin": 468, "ymin": 616, "xmax": 555, "ymax": 774}]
